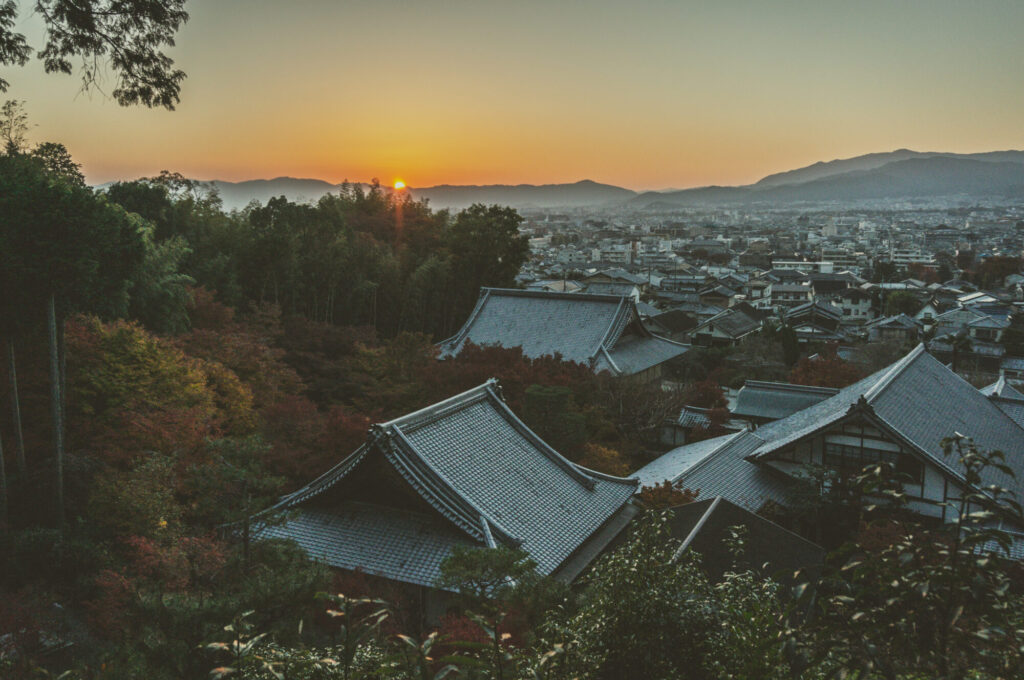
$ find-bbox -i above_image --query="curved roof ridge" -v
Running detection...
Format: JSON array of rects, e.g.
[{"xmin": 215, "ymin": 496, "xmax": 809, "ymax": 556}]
[
  {"xmin": 572, "ymin": 461, "xmax": 642, "ymax": 487},
  {"xmin": 481, "ymin": 286, "xmax": 629, "ymax": 304},
  {"xmin": 381, "ymin": 379, "xmax": 497, "ymax": 431},
  {"xmin": 270, "ymin": 443, "xmax": 371, "ymax": 510},
  {"xmin": 742, "ymin": 380, "xmax": 841, "ymax": 395},
  {"xmin": 382, "ymin": 424, "xmax": 522, "ymax": 546},
  {"xmin": 604, "ymin": 297, "xmax": 644, "ymax": 348},
  {"xmin": 863, "ymin": 343, "xmax": 927, "ymax": 402},
  {"xmin": 597, "ymin": 345, "xmax": 622, "ymax": 375},
  {"xmin": 592, "ymin": 295, "xmax": 631, "ymax": 358},
  {"xmin": 441, "ymin": 288, "xmax": 493, "ymax": 351},
  {"xmin": 484, "ymin": 384, "xmax": 613, "ymax": 490}
]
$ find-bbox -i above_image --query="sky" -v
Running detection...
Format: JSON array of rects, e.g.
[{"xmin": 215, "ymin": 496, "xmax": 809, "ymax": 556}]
[{"xmin": 5, "ymin": 0, "xmax": 1024, "ymax": 189}]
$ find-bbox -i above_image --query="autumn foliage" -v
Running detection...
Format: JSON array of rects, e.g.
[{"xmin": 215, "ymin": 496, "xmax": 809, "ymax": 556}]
[{"xmin": 788, "ymin": 344, "xmax": 864, "ymax": 388}]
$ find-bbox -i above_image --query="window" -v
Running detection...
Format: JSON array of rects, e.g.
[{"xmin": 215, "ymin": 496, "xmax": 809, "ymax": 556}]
[{"xmin": 824, "ymin": 442, "xmax": 924, "ymax": 484}]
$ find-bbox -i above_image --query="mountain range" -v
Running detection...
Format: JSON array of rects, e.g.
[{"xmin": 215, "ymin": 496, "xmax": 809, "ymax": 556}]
[{"xmin": 171, "ymin": 149, "xmax": 1024, "ymax": 210}]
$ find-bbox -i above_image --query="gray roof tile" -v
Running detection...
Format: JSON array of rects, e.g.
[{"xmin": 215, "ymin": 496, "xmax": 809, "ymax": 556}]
[
  {"xmin": 637, "ymin": 345, "xmax": 1024, "ymax": 514},
  {"xmin": 263, "ymin": 381, "xmax": 638, "ymax": 584},
  {"xmin": 733, "ymin": 381, "xmax": 840, "ymax": 421},
  {"xmin": 438, "ymin": 288, "xmax": 687, "ymax": 375},
  {"xmin": 260, "ymin": 503, "xmax": 475, "ymax": 589}
]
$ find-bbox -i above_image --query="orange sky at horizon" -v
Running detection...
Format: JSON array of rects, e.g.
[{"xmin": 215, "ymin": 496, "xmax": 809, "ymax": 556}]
[{"xmin": 5, "ymin": 1, "xmax": 1024, "ymax": 190}]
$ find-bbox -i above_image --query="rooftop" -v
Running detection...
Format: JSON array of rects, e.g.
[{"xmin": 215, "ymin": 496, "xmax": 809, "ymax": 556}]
[
  {"xmin": 438, "ymin": 288, "xmax": 688, "ymax": 376},
  {"xmin": 261, "ymin": 380, "xmax": 639, "ymax": 586}
]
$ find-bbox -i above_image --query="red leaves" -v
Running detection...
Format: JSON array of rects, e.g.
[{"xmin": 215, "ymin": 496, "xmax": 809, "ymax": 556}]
[
  {"xmin": 683, "ymin": 376, "xmax": 727, "ymax": 410},
  {"xmin": 637, "ymin": 481, "xmax": 699, "ymax": 510},
  {"xmin": 789, "ymin": 344, "xmax": 864, "ymax": 389}
]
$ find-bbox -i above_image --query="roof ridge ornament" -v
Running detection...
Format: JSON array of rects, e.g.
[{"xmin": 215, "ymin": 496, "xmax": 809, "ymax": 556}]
[{"xmin": 846, "ymin": 394, "xmax": 876, "ymax": 417}]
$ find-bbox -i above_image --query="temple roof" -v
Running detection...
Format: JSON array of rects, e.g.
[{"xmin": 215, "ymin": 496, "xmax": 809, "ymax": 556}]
[
  {"xmin": 636, "ymin": 345, "xmax": 1024, "ymax": 511},
  {"xmin": 261, "ymin": 381, "xmax": 638, "ymax": 586},
  {"xmin": 437, "ymin": 288, "xmax": 688, "ymax": 376},
  {"xmin": 732, "ymin": 381, "xmax": 840, "ymax": 422}
]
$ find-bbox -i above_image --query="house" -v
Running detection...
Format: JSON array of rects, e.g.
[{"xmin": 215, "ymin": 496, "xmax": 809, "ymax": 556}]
[
  {"xmin": 783, "ymin": 300, "xmax": 846, "ymax": 343},
  {"xmin": 1002, "ymin": 357, "xmax": 1024, "ymax": 382},
  {"xmin": 690, "ymin": 303, "xmax": 765, "ymax": 347},
  {"xmin": 582, "ymin": 268, "xmax": 649, "ymax": 293},
  {"xmin": 769, "ymin": 282, "xmax": 813, "ymax": 309},
  {"xmin": 835, "ymin": 287, "xmax": 875, "ymax": 322},
  {"xmin": 732, "ymin": 381, "xmax": 840, "ymax": 426},
  {"xmin": 866, "ymin": 314, "xmax": 921, "ymax": 343},
  {"xmin": 981, "ymin": 376, "xmax": 1024, "ymax": 430},
  {"xmin": 438, "ymin": 288, "xmax": 689, "ymax": 380},
  {"xmin": 807, "ymin": 271, "xmax": 861, "ymax": 298},
  {"xmin": 644, "ymin": 309, "xmax": 698, "ymax": 343},
  {"xmin": 968, "ymin": 315, "xmax": 1009, "ymax": 344},
  {"xmin": 636, "ymin": 345, "xmax": 1024, "ymax": 526},
  {"xmin": 583, "ymin": 280, "xmax": 641, "ymax": 302},
  {"xmin": 699, "ymin": 284, "xmax": 738, "ymax": 308},
  {"xmin": 915, "ymin": 297, "xmax": 956, "ymax": 327},
  {"xmin": 526, "ymin": 280, "xmax": 584, "ymax": 294},
  {"xmin": 259, "ymin": 381, "xmax": 640, "ymax": 612},
  {"xmin": 659, "ymin": 406, "xmax": 745, "ymax": 447}
]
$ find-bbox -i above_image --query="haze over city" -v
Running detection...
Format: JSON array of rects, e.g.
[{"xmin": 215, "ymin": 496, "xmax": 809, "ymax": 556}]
[{"xmin": 8, "ymin": 0, "xmax": 1024, "ymax": 188}]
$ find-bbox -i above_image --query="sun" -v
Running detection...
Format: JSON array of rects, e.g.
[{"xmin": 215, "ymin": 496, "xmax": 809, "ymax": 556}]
[{"xmin": 393, "ymin": 180, "xmax": 406, "ymax": 190}]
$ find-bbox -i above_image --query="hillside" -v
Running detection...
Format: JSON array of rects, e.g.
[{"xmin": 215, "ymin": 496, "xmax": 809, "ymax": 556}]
[{"xmin": 630, "ymin": 153, "xmax": 1024, "ymax": 207}]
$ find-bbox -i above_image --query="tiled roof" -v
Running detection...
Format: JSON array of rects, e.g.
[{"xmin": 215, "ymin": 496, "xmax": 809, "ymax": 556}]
[
  {"xmin": 992, "ymin": 399, "xmax": 1024, "ymax": 430},
  {"xmin": 751, "ymin": 345, "xmax": 1024, "ymax": 500},
  {"xmin": 262, "ymin": 381, "xmax": 638, "ymax": 585},
  {"xmin": 639, "ymin": 345, "xmax": 1024, "ymax": 513},
  {"xmin": 733, "ymin": 381, "xmax": 840, "ymax": 421},
  {"xmin": 584, "ymin": 281, "xmax": 639, "ymax": 297},
  {"xmin": 633, "ymin": 433, "xmax": 739, "ymax": 488},
  {"xmin": 438, "ymin": 288, "xmax": 688, "ymax": 376},
  {"xmin": 867, "ymin": 314, "xmax": 921, "ymax": 330},
  {"xmin": 673, "ymin": 432, "xmax": 799, "ymax": 512},
  {"xmin": 980, "ymin": 376, "xmax": 1024, "ymax": 400},
  {"xmin": 585, "ymin": 268, "xmax": 648, "ymax": 285},
  {"xmin": 785, "ymin": 299, "xmax": 843, "ymax": 321},
  {"xmin": 260, "ymin": 503, "xmax": 475, "ymax": 589},
  {"xmin": 695, "ymin": 307, "xmax": 761, "ymax": 339},
  {"xmin": 676, "ymin": 406, "xmax": 712, "ymax": 428}
]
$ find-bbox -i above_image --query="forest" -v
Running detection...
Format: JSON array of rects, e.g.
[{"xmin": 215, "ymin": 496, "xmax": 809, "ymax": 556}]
[{"xmin": 1, "ymin": 137, "xmax": 1024, "ymax": 679}]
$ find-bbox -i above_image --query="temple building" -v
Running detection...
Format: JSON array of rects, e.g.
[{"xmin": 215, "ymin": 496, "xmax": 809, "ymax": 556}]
[
  {"xmin": 437, "ymin": 288, "xmax": 688, "ymax": 380},
  {"xmin": 637, "ymin": 345, "xmax": 1024, "ymax": 525},
  {"xmin": 258, "ymin": 380, "xmax": 639, "ymax": 614}
]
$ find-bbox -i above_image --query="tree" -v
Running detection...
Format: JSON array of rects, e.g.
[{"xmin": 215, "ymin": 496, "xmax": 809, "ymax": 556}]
[
  {"xmin": 788, "ymin": 345, "xmax": 863, "ymax": 388},
  {"xmin": 779, "ymin": 323, "xmax": 801, "ymax": 366},
  {"xmin": 974, "ymin": 255, "xmax": 1021, "ymax": 290},
  {"xmin": 437, "ymin": 546, "xmax": 549, "ymax": 680},
  {"xmin": 0, "ymin": 98, "xmax": 28, "ymax": 152},
  {"xmin": 884, "ymin": 290, "xmax": 921, "ymax": 316},
  {"xmin": 30, "ymin": 141, "xmax": 84, "ymax": 185},
  {"xmin": 444, "ymin": 204, "xmax": 529, "ymax": 334},
  {"xmin": 537, "ymin": 511, "xmax": 721, "ymax": 680},
  {"xmin": 803, "ymin": 436, "xmax": 1024, "ymax": 678},
  {"xmin": 682, "ymin": 376, "xmax": 726, "ymax": 409},
  {"xmin": 0, "ymin": 154, "xmax": 146, "ymax": 530},
  {"xmin": 0, "ymin": 1, "xmax": 190, "ymax": 108},
  {"xmin": 1002, "ymin": 310, "xmax": 1024, "ymax": 357}
]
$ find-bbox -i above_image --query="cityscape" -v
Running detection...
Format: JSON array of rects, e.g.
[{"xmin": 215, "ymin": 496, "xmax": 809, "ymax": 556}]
[{"xmin": 2, "ymin": 2, "xmax": 1024, "ymax": 679}]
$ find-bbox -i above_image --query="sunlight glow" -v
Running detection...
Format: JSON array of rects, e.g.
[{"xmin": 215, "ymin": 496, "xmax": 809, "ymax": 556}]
[{"xmin": 393, "ymin": 180, "xmax": 406, "ymax": 190}]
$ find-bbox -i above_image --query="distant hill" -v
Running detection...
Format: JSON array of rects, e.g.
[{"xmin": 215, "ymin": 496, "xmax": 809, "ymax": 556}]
[
  {"xmin": 630, "ymin": 152, "xmax": 1024, "ymax": 207},
  {"xmin": 208, "ymin": 177, "xmax": 342, "ymax": 209},
  {"xmin": 754, "ymin": 149, "xmax": 1024, "ymax": 188},
  {"xmin": 101, "ymin": 148, "xmax": 1024, "ymax": 211},
  {"xmin": 409, "ymin": 180, "xmax": 635, "ymax": 210}
]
